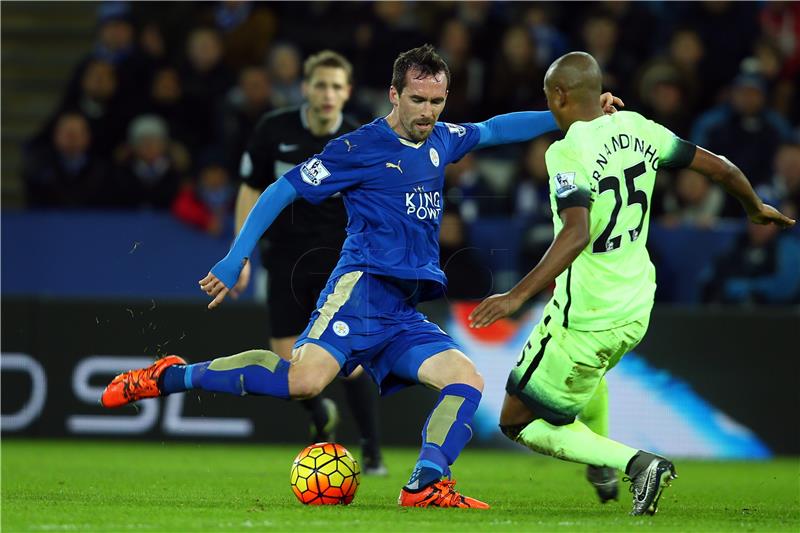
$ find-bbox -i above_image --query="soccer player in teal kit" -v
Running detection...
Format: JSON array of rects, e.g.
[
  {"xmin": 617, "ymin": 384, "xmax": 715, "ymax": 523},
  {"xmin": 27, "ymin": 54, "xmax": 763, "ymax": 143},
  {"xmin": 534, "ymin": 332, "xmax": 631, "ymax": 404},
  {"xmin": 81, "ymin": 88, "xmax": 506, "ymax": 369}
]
[
  {"xmin": 102, "ymin": 45, "xmax": 623, "ymax": 508},
  {"xmin": 469, "ymin": 52, "xmax": 795, "ymax": 515}
]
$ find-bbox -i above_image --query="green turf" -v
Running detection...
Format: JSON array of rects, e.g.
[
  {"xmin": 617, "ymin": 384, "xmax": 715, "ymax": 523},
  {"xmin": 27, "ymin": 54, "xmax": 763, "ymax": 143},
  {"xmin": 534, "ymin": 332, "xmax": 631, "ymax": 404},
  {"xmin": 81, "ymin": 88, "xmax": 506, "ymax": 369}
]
[{"xmin": 2, "ymin": 440, "xmax": 798, "ymax": 532}]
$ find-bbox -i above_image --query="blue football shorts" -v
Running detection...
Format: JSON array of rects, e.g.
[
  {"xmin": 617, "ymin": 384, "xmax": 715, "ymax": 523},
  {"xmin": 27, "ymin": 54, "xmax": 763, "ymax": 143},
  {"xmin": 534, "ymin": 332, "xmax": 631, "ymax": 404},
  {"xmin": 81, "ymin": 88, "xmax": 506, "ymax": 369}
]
[{"xmin": 294, "ymin": 271, "xmax": 461, "ymax": 395}]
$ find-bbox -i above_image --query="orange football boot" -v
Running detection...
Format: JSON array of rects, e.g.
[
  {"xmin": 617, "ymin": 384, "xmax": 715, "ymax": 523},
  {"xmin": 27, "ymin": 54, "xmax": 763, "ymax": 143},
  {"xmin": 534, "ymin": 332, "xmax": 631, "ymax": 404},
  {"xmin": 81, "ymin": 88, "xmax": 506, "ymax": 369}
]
[
  {"xmin": 398, "ymin": 479, "xmax": 490, "ymax": 509},
  {"xmin": 101, "ymin": 355, "xmax": 186, "ymax": 408}
]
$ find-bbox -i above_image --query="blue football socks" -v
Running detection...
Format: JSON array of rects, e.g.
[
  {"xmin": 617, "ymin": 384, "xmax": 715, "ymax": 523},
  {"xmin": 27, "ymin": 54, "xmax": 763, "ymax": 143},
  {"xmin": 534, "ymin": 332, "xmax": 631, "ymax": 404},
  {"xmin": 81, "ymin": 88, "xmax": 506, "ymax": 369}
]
[
  {"xmin": 405, "ymin": 383, "xmax": 482, "ymax": 490},
  {"xmin": 160, "ymin": 350, "xmax": 290, "ymax": 399}
]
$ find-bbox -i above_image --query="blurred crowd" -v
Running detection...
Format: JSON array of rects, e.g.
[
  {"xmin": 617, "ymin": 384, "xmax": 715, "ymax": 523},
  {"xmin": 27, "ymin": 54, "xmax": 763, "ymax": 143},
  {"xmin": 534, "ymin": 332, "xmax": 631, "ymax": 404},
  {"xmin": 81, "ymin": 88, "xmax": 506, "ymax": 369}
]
[{"xmin": 22, "ymin": 1, "xmax": 800, "ymax": 304}]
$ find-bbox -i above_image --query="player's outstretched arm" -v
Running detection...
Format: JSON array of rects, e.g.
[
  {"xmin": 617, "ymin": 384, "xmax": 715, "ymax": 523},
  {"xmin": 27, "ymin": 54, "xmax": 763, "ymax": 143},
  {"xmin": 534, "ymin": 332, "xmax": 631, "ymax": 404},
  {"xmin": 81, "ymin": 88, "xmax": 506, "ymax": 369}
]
[
  {"xmin": 473, "ymin": 93, "xmax": 623, "ymax": 150},
  {"xmin": 469, "ymin": 206, "xmax": 589, "ymax": 328},
  {"xmin": 690, "ymin": 147, "xmax": 795, "ymax": 228},
  {"xmin": 200, "ymin": 177, "xmax": 298, "ymax": 309},
  {"xmin": 228, "ymin": 183, "xmax": 262, "ymax": 298}
]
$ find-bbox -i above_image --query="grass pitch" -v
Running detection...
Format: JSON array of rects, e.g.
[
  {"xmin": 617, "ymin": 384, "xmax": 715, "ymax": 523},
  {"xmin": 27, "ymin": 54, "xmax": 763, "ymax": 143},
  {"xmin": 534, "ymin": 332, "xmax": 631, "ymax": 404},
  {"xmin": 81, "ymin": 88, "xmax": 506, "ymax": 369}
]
[{"xmin": 2, "ymin": 440, "xmax": 798, "ymax": 532}]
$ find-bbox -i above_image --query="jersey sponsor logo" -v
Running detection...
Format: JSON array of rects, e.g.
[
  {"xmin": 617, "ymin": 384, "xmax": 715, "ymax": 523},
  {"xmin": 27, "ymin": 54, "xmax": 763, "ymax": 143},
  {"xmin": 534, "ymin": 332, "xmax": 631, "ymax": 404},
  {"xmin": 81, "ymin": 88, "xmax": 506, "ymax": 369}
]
[
  {"xmin": 343, "ymin": 138, "xmax": 356, "ymax": 152},
  {"xmin": 553, "ymin": 172, "xmax": 578, "ymax": 198},
  {"xmin": 444, "ymin": 122, "xmax": 467, "ymax": 137},
  {"xmin": 278, "ymin": 143, "xmax": 299, "ymax": 153},
  {"xmin": 332, "ymin": 320, "xmax": 349, "ymax": 337},
  {"xmin": 240, "ymin": 152, "xmax": 253, "ymax": 178},
  {"xmin": 429, "ymin": 147, "xmax": 440, "ymax": 167},
  {"xmin": 300, "ymin": 158, "xmax": 331, "ymax": 186},
  {"xmin": 386, "ymin": 160, "xmax": 403, "ymax": 174},
  {"xmin": 406, "ymin": 185, "xmax": 442, "ymax": 221}
]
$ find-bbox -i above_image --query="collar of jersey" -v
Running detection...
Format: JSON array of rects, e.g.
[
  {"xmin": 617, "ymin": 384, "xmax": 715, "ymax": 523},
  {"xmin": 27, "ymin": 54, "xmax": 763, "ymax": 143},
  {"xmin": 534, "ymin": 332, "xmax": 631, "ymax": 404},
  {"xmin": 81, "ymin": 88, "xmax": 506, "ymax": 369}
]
[
  {"xmin": 300, "ymin": 103, "xmax": 343, "ymax": 135},
  {"xmin": 568, "ymin": 114, "xmax": 610, "ymax": 135},
  {"xmin": 379, "ymin": 117, "xmax": 426, "ymax": 149}
]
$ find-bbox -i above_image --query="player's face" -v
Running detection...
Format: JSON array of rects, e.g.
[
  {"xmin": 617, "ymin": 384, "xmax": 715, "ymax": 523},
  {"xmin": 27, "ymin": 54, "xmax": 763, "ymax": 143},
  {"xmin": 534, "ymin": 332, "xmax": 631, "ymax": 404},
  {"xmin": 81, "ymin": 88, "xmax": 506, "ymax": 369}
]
[
  {"xmin": 391, "ymin": 70, "xmax": 448, "ymax": 142},
  {"xmin": 304, "ymin": 66, "xmax": 351, "ymax": 122}
]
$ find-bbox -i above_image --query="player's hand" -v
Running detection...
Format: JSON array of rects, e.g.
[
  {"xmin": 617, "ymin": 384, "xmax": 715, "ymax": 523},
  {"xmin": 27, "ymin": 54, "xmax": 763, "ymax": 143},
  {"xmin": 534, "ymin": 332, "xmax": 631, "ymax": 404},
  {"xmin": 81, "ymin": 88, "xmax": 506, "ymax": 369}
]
[
  {"xmin": 199, "ymin": 272, "xmax": 230, "ymax": 310},
  {"xmin": 230, "ymin": 260, "xmax": 251, "ymax": 299},
  {"xmin": 600, "ymin": 92, "xmax": 624, "ymax": 115},
  {"xmin": 748, "ymin": 204, "xmax": 796, "ymax": 228},
  {"xmin": 468, "ymin": 292, "xmax": 523, "ymax": 329}
]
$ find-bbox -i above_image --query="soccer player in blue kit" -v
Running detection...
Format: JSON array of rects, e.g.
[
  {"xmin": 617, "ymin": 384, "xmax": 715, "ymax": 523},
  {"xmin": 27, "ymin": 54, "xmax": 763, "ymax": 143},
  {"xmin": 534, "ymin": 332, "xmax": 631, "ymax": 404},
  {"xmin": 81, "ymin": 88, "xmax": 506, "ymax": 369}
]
[{"xmin": 102, "ymin": 45, "xmax": 622, "ymax": 508}]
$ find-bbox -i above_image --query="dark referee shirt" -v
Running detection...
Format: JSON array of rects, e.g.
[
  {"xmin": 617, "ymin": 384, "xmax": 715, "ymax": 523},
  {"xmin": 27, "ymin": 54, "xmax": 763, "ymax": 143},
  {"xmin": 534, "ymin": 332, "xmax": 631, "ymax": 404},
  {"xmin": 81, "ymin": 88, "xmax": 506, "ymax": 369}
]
[{"xmin": 240, "ymin": 104, "xmax": 360, "ymax": 266}]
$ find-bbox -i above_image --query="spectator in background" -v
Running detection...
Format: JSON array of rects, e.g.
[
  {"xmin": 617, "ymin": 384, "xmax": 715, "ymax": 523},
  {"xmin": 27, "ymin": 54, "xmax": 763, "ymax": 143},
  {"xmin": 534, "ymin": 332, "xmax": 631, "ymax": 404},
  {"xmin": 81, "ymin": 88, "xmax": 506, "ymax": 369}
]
[
  {"xmin": 173, "ymin": 158, "xmax": 235, "ymax": 236},
  {"xmin": 443, "ymin": 153, "xmax": 502, "ymax": 224},
  {"xmin": 63, "ymin": 59, "xmax": 132, "ymax": 155},
  {"xmin": 437, "ymin": 18, "xmax": 483, "ymax": 123},
  {"xmin": 637, "ymin": 63, "xmax": 693, "ymax": 138},
  {"xmin": 680, "ymin": 1, "xmax": 761, "ymax": 104},
  {"xmin": 448, "ymin": 0, "xmax": 498, "ymax": 66},
  {"xmin": 210, "ymin": 0, "xmax": 277, "ymax": 72},
  {"xmin": 439, "ymin": 210, "xmax": 493, "ymax": 301},
  {"xmin": 667, "ymin": 28, "xmax": 704, "ymax": 111},
  {"xmin": 748, "ymin": 38, "xmax": 798, "ymax": 125},
  {"xmin": 703, "ymin": 219, "xmax": 800, "ymax": 305},
  {"xmin": 92, "ymin": 2, "xmax": 136, "ymax": 64},
  {"xmin": 601, "ymin": 1, "xmax": 657, "ymax": 65},
  {"xmin": 352, "ymin": 1, "xmax": 425, "ymax": 92},
  {"xmin": 28, "ymin": 58, "xmax": 132, "ymax": 157},
  {"xmin": 580, "ymin": 12, "xmax": 635, "ymax": 94},
  {"xmin": 113, "ymin": 115, "xmax": 188, "ymax": 209},
  {"xmin": 760, "ymin": 1, "xmax": 800, "ymax": 80},
  {"xmin": 692, "ymin": 73, "xmax": 794, "ymax": 204},
  {"xmin": 523, "ymin": 4, "xmax": 568, "ymax": 68},
  {"xmin": 660, "ymin": 168, "xmax": 724, "ymax": 228},
  {"xmin": 180, "ymin": 27, "xmax": 236, "ymax": 155},
  {"xmin": 82, "ymin": 2, "xmax": 151, "ymax": 107},
  {"xmin": 138, "ymin": 21, "xmax": 169, "ymax": 77},
  {"xmin": 509, "ymin": 137, "xmax": 553, "ymax": 223},
  {"xmin": 761, "ymin": 143, "xmax": 800, "ymax": 219},
  {"xmin": 487, "ymin": 25, "xmax": 544, "ymax": 116},
  {"xmin": 23, "ymin": 113, "xmax": 110, "ymax": 207},
  {"xmin": 145, "ymin": 67, "xmax": 194, "ymax": 150},
  {"xmin": 223, "ymin": 65, "xmax": 273, "ymax": 174},
  {"xmin": 510, "ymin": 136, "xmax": 556, "ymax": 277},
  {"xmin": 749, "ymin": 38, "xmax": 785, "ymax": 89},
  {"xmin": 267, "ymin": 43, "xmax": 304, "ymax": 108}
]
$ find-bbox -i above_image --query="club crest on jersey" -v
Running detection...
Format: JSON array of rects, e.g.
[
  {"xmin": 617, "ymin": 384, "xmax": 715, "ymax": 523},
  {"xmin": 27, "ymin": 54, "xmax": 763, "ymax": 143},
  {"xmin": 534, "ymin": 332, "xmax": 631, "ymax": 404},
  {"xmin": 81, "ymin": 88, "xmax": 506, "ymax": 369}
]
[
  {"xmin": 300, "ymin": 158, "xmax": 330, "ymax": 186},
  {"xmin": 406, "ymin": 185, "xmax": 441, "ymax": 220},
  {"xmin": 429, "ymin": 147, "xmax": 440, "ymax": 167},
  {"xmin": 553, "ymin": 172, "xmax": 578, "ymax": 198},
  {"xmin": 332, "ymin": 320, "xmax": 349, "ymax": 337},
  {"xmin": 444, "ymin": 122, "xmax": 467, "ymax": 137}
]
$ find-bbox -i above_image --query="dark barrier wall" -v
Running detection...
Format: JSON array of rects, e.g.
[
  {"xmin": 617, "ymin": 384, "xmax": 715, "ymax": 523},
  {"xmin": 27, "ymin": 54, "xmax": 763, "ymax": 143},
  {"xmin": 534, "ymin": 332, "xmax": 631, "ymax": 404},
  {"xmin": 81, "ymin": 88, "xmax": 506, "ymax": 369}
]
[
  {"xmin": 636, "ymin": 307, "xmax": 800, "ymax": 454},
  {"xmin": 0, "ymin": 298, "xmax": 438, "ymax": 446},
  {"xmin": 2, "ymin": 298, "xmax": 798, "ymax": 453}
]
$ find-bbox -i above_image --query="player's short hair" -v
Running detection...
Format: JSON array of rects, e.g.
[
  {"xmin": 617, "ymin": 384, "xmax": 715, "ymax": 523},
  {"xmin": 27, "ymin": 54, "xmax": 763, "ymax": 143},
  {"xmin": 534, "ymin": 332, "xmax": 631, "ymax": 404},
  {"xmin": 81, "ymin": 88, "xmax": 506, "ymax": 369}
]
[
  {"xmin": 391, "ymin": 44, "xmax": 450, "ymax": 94},
  {"xmin": 303, "ymin": 50, "xmax": 353, "ymax": 84}
]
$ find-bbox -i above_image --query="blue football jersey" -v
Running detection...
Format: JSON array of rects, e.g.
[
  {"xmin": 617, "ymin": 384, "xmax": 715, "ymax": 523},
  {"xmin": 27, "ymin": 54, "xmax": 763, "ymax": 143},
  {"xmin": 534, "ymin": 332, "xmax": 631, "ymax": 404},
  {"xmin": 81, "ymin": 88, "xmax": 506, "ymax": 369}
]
[{"xmin": 283, "ymin": 117, "xmax": 481, "ymax": 301}]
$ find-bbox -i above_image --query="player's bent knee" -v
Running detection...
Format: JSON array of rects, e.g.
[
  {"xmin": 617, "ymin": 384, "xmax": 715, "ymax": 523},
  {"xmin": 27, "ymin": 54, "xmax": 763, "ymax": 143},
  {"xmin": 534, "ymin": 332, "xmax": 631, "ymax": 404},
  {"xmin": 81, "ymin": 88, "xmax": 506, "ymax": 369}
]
[
  {"xmin": 449, "ymin": 356, "xmax": 483, "ymax": 390},
  {"xmin": 287, "ymin": 369, "xmax": 329, "ymax": 399},
  {"xmin": 442, "ymin": 365, "xmax": 483, "ymax": 391},
  {"xmin": 465, "ymin": 369, "xmax": 484, "ymax": 392},
  {"xmin": 418, "ymin": 349, "xmax": 484, "ymax": 391},
  {"xmin": 288, "ymin": 376, "xmax": 326, "ymax": 400}
]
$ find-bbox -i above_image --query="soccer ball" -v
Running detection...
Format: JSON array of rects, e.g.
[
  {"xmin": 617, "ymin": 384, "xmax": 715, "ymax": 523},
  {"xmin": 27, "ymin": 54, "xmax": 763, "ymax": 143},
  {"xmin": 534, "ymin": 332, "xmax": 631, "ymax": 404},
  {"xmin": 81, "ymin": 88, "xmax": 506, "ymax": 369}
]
[{"xmin": 290, "ymin": 442, "xmax": 360, "ymax": 505}]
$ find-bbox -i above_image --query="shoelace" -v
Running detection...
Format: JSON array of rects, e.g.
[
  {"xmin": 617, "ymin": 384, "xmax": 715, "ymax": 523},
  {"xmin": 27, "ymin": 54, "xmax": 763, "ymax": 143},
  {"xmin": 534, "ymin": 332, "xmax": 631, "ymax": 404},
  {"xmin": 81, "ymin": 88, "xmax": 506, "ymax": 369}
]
[
  {"xmin": 435, "ymin": 480, "xmax": 464, "ymax": 506},
  {"xmin": 622, "ymin": 476, "xmax": 636, "ymax": 494},
  {"xmin": 121, "ymin": 366, "xmax": 154, "ymax": 400}
]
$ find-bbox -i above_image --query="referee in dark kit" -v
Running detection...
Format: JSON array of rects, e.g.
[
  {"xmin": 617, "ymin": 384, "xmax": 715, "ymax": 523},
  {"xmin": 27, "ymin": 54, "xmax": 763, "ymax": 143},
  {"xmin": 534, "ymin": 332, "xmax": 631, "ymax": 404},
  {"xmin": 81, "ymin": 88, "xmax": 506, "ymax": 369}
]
[{"xmin": 233, "ymin": 50, "xmax": 386, "ymax": 475}]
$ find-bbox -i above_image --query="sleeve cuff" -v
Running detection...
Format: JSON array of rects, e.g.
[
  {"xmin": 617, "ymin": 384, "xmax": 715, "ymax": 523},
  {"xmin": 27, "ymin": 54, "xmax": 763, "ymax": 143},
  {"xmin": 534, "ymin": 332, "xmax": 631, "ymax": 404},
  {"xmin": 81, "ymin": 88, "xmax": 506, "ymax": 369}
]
[
  {"xmin": 661, "ymin": 138, "xmax": 696, "ymax": 169},
  {"xmin": 556, "ymin": 189, "xmax": 591, "ymax": 213}
]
